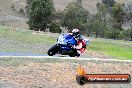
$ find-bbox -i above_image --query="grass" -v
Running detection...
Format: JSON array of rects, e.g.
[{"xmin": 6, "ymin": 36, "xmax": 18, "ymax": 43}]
[
  {"xmin": 89, "ymin": 38, "xmax": 132, "ymax": 60},
  {"xmin": 0, "ymin": 25, "xmax": 58, "ymax": 54},
  {"xmin": 0, "ymin": 26, "xmax": 57, "ymax": 44},
  {"xmin": 0, "ymin": 57, "xmax": 84, "ymax": 67},
  {"xmin": 0, "ymin": 57, "xmax": 62, "ymax": 66},
  {"xmin": 0, "ymin": 57, "xmax": 101, "ymax": 67}
]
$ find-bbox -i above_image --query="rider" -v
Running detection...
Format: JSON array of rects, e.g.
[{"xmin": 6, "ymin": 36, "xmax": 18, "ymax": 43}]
[{"xmin": 71, "ymin": 29, "xmax": 86, "ymax": 57}]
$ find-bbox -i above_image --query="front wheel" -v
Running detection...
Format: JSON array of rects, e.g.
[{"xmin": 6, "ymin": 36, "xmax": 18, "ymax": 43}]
[
  {"xmin": 47, "ymin": 50, "xmax": 55, "ymax": 56},
  {"xmin": 47, "ymin": 45, "xmax": 58, "ymax": 56}
]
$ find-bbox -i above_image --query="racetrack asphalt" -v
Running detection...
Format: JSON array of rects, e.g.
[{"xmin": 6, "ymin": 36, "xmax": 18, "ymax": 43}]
[{"xmin": 0, "ymin": 52, "xmax": 132, "ymax": 63}]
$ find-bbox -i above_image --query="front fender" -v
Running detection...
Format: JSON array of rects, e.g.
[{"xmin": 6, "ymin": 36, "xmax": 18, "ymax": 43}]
[{"xmin": 49, "ymin": 44, "xmax": 60, "ymax": 51}]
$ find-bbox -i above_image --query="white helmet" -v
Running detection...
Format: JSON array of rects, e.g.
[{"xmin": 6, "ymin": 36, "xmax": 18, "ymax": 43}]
[
  {"xmin": 72, "ymin": 29, "xmax": 80, "ymax": 38},
  {"xmin": 72, "ymin": 29, "xmax": 79, "ymax": 33}
]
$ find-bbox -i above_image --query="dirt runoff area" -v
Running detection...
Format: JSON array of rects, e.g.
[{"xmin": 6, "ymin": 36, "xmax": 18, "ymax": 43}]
[{"xmin": 0, "ymin": 57, "xmax": 132, "ymax": 88}]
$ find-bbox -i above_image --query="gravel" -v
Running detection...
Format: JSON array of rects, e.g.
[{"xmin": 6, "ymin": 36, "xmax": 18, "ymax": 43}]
[
  {"xmin": 0, "ymin": 58, "xmax": 132, "ymax": 88},
  {"xmin": 0, "ymin": 80, "xmax": 18, "ymax": 88}
]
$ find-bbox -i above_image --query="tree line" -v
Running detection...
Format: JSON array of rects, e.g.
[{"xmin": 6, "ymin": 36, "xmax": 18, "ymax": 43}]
[{"xmin": 26, "ymin": 0, "xmax": 132, "ymax": 41}]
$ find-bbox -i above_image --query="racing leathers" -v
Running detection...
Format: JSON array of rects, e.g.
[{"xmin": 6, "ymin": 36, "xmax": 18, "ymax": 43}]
[{"xmin": 74, "ymin": 39, "xmax": 86, "ymax": 57}]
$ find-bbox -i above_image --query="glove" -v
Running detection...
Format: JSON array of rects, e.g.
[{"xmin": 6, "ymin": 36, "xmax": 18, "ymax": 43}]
[{"xmin": 73, "ymin": 45, "xmax": 76, "ymax": 49}]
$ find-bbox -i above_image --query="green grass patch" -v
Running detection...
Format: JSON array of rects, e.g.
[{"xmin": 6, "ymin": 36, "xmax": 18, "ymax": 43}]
[
  {"xmin": 0, "ymin": 57, "xmax": 81, "ymax": 67},
  {"xmin": 0, "ymin": 57, "xmax": 95, "ymax": 67},
  {"xmin": 89, "ymin": 38, "xmax": 132, "ymax": 60},
  {"xmin": 0, "ymin": 25, "xmax": 57, "ymax": 44}
]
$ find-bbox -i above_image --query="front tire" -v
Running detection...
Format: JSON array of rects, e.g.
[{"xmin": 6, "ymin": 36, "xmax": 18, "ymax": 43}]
[
  {"xmin": 47, "ymin": 45, "xmax": 58, "ymax": 56},
  {"xmin": 47, "ymin": 50, "xmax": 55, "ymax": 56}
]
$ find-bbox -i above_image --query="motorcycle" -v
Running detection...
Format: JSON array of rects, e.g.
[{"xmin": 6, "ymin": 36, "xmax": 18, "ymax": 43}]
[{"xmin": 47, "ymin": 33, "xmax": 78, "ymax": 57}]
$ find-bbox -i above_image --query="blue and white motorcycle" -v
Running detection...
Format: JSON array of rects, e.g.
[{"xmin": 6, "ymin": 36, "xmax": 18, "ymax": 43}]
[{"xmin": 47, "ymin": 33, "xmax": 78, "ymax": 57}]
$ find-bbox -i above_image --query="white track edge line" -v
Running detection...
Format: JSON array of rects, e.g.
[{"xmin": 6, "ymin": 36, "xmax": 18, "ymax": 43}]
[{"xmin": 0, "ymin": 56, "xmax": 132, "ymax": 62}]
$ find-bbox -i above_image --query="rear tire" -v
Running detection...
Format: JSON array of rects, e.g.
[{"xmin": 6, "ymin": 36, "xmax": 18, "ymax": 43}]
[
  {"xmin": 69, "ymin": 49, "xmax": 78, "ymax": 57},
  {"xmin": 69, "ymin": 54, "xmax": 76, "ymax": 57}
]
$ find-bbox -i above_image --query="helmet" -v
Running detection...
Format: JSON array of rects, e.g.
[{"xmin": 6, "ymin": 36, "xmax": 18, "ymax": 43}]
[
  {"xmin": 72, "ymin": 29, "xmax": 79, "ymax": 33},
  {"xmin": 72, "ymin": 29, "xmax": 80, "ymax": 38}
]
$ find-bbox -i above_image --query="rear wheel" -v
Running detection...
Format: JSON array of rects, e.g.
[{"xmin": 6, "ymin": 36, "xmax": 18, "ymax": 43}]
[
  {"xmin": 69, "ymin": 49, "xmax": 78, "ymax": 57},
  {"xmin": 69, "ymin": 53, "xmax": 76, "ymax": 57}
]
